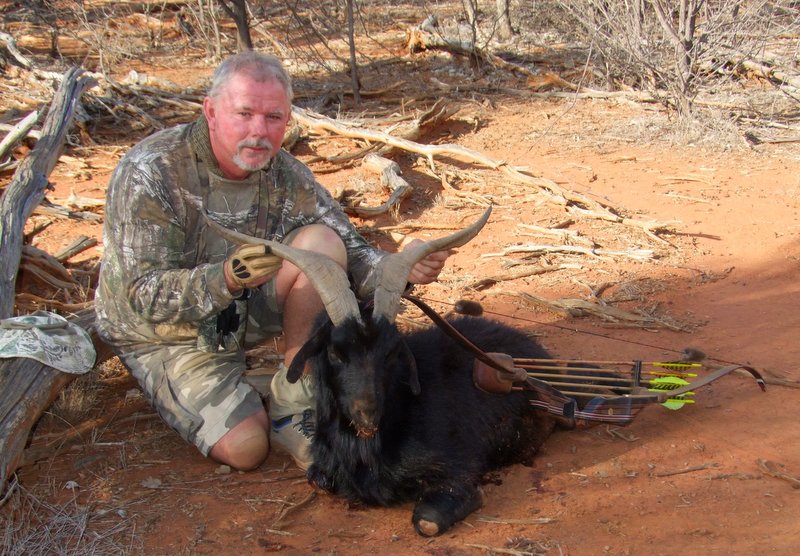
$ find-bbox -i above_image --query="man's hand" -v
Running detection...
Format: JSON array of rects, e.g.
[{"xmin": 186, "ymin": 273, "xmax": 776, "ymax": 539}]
[
  {"xmin": 403, "ymin": 239, "xmax": 453, "ymax": 285},
  {"xmin": 225, "ymin": 244, "xmax": 283, "ymax": 290}
]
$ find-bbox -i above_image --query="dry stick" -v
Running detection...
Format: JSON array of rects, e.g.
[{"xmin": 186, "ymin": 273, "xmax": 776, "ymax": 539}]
[
  {"xmin": 757, "ymin": 459, "xmax": 800, "ymax": 489},
  {"xmin": 483, "ymin": 243, "xmax": 656, "ymax": 262},
  {"xmin": 272, "ymin": 490, "xmax": 317, "ymax": 529},
  {"xmin": 490, "ymin": 289, "xmax": 690, "ymax": 331},
  {"xmin": 22, "ymin": 244, "xmax": 77, "ymax": 285},
  {"xmin": 19, "ymin": 262, "xmax": 79, "ymax": 291},
  {"xmin": 349, "ymin": 153, "xmax": 412, "ymax": 217},
  {"xmin": 653, "ymin": 463, "xmax": 720, "ymax": 477},
  {"xmin": 292, "ymin": 107, "xmax": 679, "ymax": 240},
  {"xmin": 32, "ymin": 199, "xmax": 103, "ymax": 221},
  {"xmin": 0, "ymin": 110, "xmax": 39, "ymax": 163},
  {"xmin": 0, "ymin": 31, "xmax": 33, "ymax": 69},
  {"xmin": 477, "ymin": 516, "xmax": 555, "ymax": 525},
  {"xmin": 516, "ymin": 222, "xmax": 595, "ymax": 247},
  {"xmin": 468, "ymin": 263, "xmax": 568, "ymax": 289},
  {"xmin": 309, "ymin": 99, "xmax": 458, "ymax": 167},
  {"xmin": 14, "ymin": 293, "xmax": 93, "ymax": 312},
  {"xmin": 54, "ymin": 235, "xmax": 98, "ymax": 263}
]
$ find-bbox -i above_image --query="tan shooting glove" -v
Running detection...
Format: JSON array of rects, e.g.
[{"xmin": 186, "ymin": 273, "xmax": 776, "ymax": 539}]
[{"xmin": 225, "ymin": 244, "xmax": 283, "ymax": 289}]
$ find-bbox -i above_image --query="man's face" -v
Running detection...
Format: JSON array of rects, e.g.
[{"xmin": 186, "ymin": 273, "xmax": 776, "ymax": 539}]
[{"xmin": 203, "ymin": 72, "xmax": 291, "ymax": 179}]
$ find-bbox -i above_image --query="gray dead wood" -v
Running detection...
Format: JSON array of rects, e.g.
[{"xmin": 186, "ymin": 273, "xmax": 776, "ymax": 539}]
[
  {"xmin": 0, "ymin": 31, "xmax": 33, "ymax": 69},
  {"xmin": 0, "ymin": 111, "xmax": 40, "ymax": 164},
  {"xmin": 33, "ymin": 199, "xmax": 103, "ymax": 222},
  {"xmin": 348, "ymin": 154, "xmax": 412, "ymax": 217},
  {"xmin": 0, "ymin": 307, "xmax": 114, "ymax": 498},
  {"xmin": 0, "ymin": 67, "xmax": 98, "ymax": 497},
  {"xmin": 21, "ymin": 245, "xmax": 79, "ymax": 291},
  {"xmin": 54, "ymin": 235, "xmax": 98, "ymax": 262},
  {"xmin": 0, "ymin": 67, "xmax": 97, "ymax": 318}
]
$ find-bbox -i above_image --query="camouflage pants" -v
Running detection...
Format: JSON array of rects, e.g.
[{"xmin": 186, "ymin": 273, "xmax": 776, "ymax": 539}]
[{"xmin": 115, "ymin": 285, "xmax": 283, "ymax": 456}]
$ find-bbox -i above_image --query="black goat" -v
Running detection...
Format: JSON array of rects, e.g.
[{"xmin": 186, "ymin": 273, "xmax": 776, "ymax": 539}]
[
  {"xmin": 205, "ymin": 206, "xmax": 565, "ymax": 535},
  {"xmin": 286, "ymin": 312, "xmax": 560, "ymax": 536}
]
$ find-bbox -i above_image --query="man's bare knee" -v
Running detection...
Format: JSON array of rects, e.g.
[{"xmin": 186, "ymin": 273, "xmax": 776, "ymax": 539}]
[
  {"xmin": 288, "ymin": 224, "xmax": 346, "ymax": 266},
  {"xmin": 210, "ymin": 413, "xmax": 270, "ymax": 471}
]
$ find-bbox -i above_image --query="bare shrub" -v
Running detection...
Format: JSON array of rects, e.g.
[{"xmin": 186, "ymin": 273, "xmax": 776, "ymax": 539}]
[{"xmin": 555, "ymin": 0, "xmax": 800, "ymax": 117}]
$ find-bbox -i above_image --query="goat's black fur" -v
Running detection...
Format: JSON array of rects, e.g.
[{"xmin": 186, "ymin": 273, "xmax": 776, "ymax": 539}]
[{"xmin": 287, "ymin": 312, "xmax": 561, "ymax": 536}]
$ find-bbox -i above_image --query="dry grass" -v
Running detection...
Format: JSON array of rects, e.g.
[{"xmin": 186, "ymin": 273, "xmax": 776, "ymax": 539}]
[{"xmin": 1, "ymin": 481, "xmax": 139, "ymax": 555}]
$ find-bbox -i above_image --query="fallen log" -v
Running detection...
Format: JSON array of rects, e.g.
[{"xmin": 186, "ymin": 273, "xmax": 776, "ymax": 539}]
[
  {"xmin": 0, "ymin": 307, "xmax": 113, "ymax": 498},
  {"xmin": 0, "ymin": 66, "xmax": 100, "ymax": 497}
]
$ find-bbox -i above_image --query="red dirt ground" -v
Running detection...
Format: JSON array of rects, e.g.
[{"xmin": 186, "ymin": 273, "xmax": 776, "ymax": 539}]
[{"xmin": 4, "ymin": 14, "xmax": 800, "ymax": 555}]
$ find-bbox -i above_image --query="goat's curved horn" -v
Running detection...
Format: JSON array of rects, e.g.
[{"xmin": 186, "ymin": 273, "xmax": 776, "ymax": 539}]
[
  {"xmin": 372, "ymin": 205, "xmax": 492, "ymax": 323},
  {"xmin": 202, "ymin": 212, "xmax": 361, "ymax": 327}
]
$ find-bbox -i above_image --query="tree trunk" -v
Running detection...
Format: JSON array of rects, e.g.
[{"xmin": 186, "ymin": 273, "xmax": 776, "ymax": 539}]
[
  {"xmin": 217, "ymin": 0, "xmax": 253, "ymax": 51},
  {"xmin": 0, "ymin": 67, "xmax": 96, "ymax": 319},
  {"xmin": 345, "ymin": 0, "xmax": 361, "ymax": 104},
  {"xmin": 496, "ymin": 0, "xmax": 513, "ymax": 40}
]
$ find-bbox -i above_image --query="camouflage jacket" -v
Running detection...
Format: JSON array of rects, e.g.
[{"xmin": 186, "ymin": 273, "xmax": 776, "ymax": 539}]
[{"xmin": 95, "ymin": 116, "xmax": 386, "ymax": 347}]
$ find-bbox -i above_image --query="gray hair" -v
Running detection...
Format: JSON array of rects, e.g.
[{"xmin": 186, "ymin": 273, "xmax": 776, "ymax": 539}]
[{"xmin": 208, "ymin": 51, "xmax": 294, "ymax": 101}]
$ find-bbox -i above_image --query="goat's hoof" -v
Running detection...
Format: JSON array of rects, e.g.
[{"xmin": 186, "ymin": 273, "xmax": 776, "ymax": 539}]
[
  {"xmin": 413, "ymin": 487, "xmax": 483, "ymax": 537},
  {"xmin": 414, "ymin": 518, "xmax": 441, "ymax": 537},
  {"xmin": 307, "ymin": 465, "xmax": 335, "ymax": 492}
]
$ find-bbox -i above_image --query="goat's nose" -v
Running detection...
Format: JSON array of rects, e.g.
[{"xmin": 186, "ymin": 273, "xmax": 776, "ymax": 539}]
[{"xmin": 352, "ymin": 398, "xmax": 376, "ymax": 422}]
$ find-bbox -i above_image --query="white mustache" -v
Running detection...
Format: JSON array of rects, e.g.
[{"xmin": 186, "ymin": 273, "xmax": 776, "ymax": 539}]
[{"xmin": 237, "ymin": 138, "xmax": 273, "ymax": 154}]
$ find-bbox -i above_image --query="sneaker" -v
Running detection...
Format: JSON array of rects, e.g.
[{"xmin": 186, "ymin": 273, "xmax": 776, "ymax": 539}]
[{"xmin": 271, "ymin": 409, "xmax": 315, "ymax": 471}]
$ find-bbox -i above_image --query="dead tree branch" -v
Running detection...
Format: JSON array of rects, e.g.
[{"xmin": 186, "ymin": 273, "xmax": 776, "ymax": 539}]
[
  {"xmin": 0, "ymin": 67, "xmax": 97, "ymax": 318},
  {"xmin": 293, "ymin": 106, "xmax": 680, "ymax": 240},
  {"xmin": 347, "ymin": 154, "xmax": 412, "ymax": 217},
  {"xmin": 0, "ymin": 111, "xmax": 40, "ymax": 166}
]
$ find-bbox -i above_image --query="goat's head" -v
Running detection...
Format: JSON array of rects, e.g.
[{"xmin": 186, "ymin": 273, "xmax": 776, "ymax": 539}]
[
  {"xmin": 284, "ymin": 311, "xmax": 418, "ymax": 438},
  {"xmin": 203, "ymin": 206, "xmax": 493, "ymax": 436}
]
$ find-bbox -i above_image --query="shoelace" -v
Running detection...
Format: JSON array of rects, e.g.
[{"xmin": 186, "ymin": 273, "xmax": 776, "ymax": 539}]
[{"xmin": 293, "ymin": 408, "xmax": 316, "ymax": 439}]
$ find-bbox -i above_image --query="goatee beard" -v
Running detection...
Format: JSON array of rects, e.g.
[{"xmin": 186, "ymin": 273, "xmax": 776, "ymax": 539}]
[{"xmin": 233, "ymin": 138, "xmax": 274, "ymax": 172}]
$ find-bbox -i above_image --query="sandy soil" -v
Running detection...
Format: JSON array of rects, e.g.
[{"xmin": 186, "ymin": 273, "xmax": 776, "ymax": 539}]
[{"xmin": 3, "ymin": 7, "xmax": 800, "ymax": 555}]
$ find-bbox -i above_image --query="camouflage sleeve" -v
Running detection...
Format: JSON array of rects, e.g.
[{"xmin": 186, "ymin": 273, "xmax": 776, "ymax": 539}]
[{"xmin": 105, "ymin": 149, "xmax": 234, "ymax": 325}]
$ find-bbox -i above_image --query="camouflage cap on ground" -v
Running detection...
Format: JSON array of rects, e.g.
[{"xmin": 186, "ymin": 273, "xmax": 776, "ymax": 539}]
[{"xmin": 0, "ymin": 311, "xmax": 96, "ymax": 374}]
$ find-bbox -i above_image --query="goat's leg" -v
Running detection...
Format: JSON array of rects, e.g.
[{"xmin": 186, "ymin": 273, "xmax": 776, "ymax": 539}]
[
  {"xmin": 307, "ymin": 464, "xmax": 336, "ymax": 493},
  {"xmin": 411, "ymin": 484, "xmax": 484, "ymax": 536}
]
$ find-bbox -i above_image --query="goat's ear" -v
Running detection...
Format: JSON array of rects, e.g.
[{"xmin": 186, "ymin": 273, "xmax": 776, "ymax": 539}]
[
  {"xmin": 399, "ymin": 341, "xmax": 421, "ymax": 395},
  {"xmin": 286, "ymin": 322, "xmax": 330, "ymax": 383}
]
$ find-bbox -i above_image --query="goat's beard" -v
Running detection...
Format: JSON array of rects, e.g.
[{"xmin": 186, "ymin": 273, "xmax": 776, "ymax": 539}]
[{"xmin": 352, "ymin": 422, "xmax": 378, "ymax": 438}]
